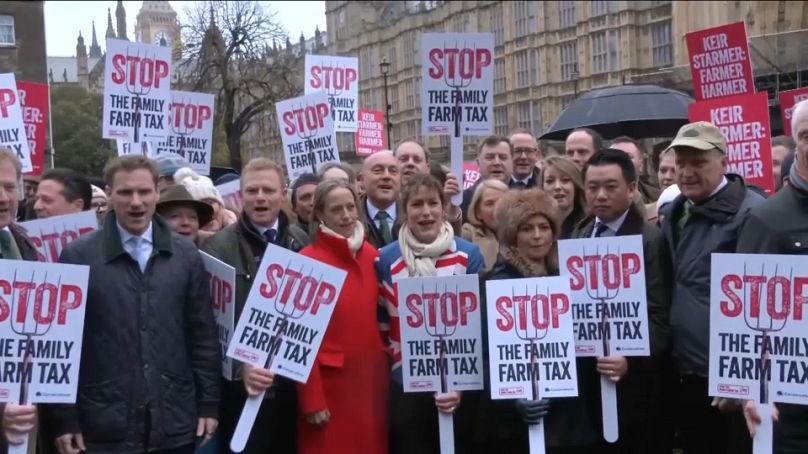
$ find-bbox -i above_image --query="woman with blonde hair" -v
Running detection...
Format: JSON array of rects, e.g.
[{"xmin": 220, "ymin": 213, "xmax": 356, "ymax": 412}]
[
  {"xmin": 460, "ymin": 178, "xmax": 509, "ymax": 270},
  {"xmin": 540, "ymin": 156, "xmax": 588, "ymax": 238}
]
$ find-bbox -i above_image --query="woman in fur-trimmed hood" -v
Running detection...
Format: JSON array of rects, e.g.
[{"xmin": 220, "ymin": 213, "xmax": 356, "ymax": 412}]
[
  {"xmin": 492, "ymin": 187, "xmax": 560, "ymax": 278},
  {"xmin": 473, "ymin": 188, "xmax": 601, "ymax": 453}
]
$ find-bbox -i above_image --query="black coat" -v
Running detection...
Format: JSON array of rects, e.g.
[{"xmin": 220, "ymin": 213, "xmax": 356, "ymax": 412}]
[
  {"xmin": 737, "ymin": 183, "xmax": 808, "ymax": 454},
  {"xmin": 45, "ymin": 212, "xmax": 220, "ymax": 453},
  {"xmin": 574, "ymin": 204, "xmax": 673, "ymax": 436},
  {"xmin": 467, "ymin": 257, "xmax": 599, "ymax": 452}
]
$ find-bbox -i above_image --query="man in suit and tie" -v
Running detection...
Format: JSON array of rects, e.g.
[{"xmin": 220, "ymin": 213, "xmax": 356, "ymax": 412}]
[{"xmin": 575, "ymin": 148, "xmax": 672, "ymax": 453}]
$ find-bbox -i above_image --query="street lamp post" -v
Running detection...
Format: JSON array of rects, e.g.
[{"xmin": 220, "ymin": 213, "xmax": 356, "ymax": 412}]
[{"xmin": 379, "ymin": 56, "xmax": 392, "ymax": 147}]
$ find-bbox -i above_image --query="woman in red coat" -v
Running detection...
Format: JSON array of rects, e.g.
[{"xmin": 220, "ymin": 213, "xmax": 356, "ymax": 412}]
[{"xmin": 296, "ymin": 178, "xmax": 389, "ymax": 454}]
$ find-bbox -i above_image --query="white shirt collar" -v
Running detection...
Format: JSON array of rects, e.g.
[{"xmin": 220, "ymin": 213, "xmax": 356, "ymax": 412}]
[
  {"xmin": 117, "ymin": 221, "xmax": 153, "ymax": 246},
  {"xmin": 708, "ymin": 176, "xmax": 729, "ymax": 199},
  {"xmin": 367, "ymin": 200, "xmax": 397, "ymax": 222},
  {"xmin": 595, "ymin": 208, "xmax": 630, "ymax": 235},
  {"xmin": 511, "ymin": 173, "xmax": 533, "ymax": 185},
  {"xmin": 253, "ymin": 217, "xmax": 280, "ymax": 236}
]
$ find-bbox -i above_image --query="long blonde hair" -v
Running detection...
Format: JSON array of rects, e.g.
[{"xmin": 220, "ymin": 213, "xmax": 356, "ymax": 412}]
[
  {"xmin": 539, "ymin": 156, "xmax": 586, "ymax": 212},
  {"xmin": 467, "ymin": 178, "xmax": 509, "ymax": 230}
]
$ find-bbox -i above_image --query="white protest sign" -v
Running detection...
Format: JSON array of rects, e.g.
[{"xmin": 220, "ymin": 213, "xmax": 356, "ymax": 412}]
[
  {"xmin": 216, "ymin": 179, "xmax": 242, "ymax": 213},
  {"xmin": 276, "ymin": 91, "xmax": 340, "ymax": 182},
  {"xmin": 485, "ymin": 276, "xmax": 578, "ymax": 454},
  {"xmin": 201, "ymin": 252, "xmax": 236, "ymax": 380},
  {"xmin": 115, "ymin": 140, "xmax": 154, "ymax": 157},
  {"xmin": 421, "ymin": 33, "xmax": 494, "ymax": 206},
  {"xmin": 153, "ymin": 91, "xmax": 215, "ymax": 176},
  {"xmin": 103, "ymin": 38, "xmax": 172, "ymax": 142},
  {"xmin": 558, "ymin": 235, "xmax": 649, "ymax": 444},
  {"xmin": 0, "ymin": 73, "xmax": 33, "ymax": 172},
  {"xmin": 397, "ymin": 274, "xmax": 484, "ymax": 393},
  {"xmin": 0, "ymin": 259, "xmax": 89, "ymax": 404},
  {"xmin": 709, "ymin": 253, "xmax": 808, "ymax": 404},
  {"xmin": 558, "ymin": 236, "xmax": 650, "ymax": 357},
  {"xmin": 226, "ymin": 244, "xmax": 347, "ymax": 453},
  {"xmin": 19, "ymin": 211, "xmax": 99, "ymax": 263},
  {"xmin": 226, "ymin": 243, "xmax": 347, "ymax": 382},
  {"xmin": 305, "ymin": 55, "xmax": 358, "ymax": 132}
]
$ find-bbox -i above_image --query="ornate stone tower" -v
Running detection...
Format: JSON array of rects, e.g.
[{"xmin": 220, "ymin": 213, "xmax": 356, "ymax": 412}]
[
  {"xmin": 135, "ymin": 1, "xmax": 182, "ymax": 59},
  {"xmin": 116, "ymin": 0, "xmax": 128, "ymax": 40},
  {"xmin": 76, "ymin": 32, "xmax": 88, "ymax": 88},
  {"xmin": 105, "ymin": 8, "xmax": 115, "ymax": 39},
  {"xmin": 89, "ymin": 21, "xmax": 102, "ymax": 58}
]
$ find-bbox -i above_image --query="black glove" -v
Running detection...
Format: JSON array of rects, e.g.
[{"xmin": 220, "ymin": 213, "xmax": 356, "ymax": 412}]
[{"xmin": 514, "ymin": 398, "xmax": 550, "ymax": 425}]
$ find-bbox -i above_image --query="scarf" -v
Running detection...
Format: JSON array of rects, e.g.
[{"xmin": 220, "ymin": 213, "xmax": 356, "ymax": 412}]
[
  {"xmin": 499, "ymin": 243, "xmax": 558, "ymax": 278},
  {"xmin": 398, "ymin": 221, "xmax": 454, "ymax": 277},
  {"xmin": 790, "ymin": 161, "xmax": 808, "ymax": 193},
  {"xmin": 320, "ymin": 221, "xmax": 365, "ymax": 255}
]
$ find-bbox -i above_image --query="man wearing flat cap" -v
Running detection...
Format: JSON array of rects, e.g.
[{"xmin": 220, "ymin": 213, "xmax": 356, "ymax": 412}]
[{"xmin": 659, "ymin": 121, "xmax": 764, "ymax": 454}]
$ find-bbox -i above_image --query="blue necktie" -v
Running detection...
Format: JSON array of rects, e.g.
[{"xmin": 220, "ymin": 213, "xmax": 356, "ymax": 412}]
[{"xmin": 263, "ymin": 229, "xmax": 277, "ymax": 244}]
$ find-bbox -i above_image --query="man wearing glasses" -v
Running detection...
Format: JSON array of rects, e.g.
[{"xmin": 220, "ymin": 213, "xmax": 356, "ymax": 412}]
[{"xmin": 508, "ymin": 128, "xmax": 543, "ymax": 188}]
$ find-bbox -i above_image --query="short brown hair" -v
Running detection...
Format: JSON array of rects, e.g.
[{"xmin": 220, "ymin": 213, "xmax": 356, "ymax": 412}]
[
  {"xmin": 477, "ymin": 135, "xmax": 512, "ymax": 156},
  {"xmin": 400, "ymin": 173, "xmax": 446, "ymax": 212},
  {"xmin": 103, "ymin": 156, "xmax": 159, "ymax": 188},
  {"xmin": 394, "ymin": 137, "xmax": 430, "ymax": 163},
  {"xmin": 771, "ymin": 135, "xmax": 796, "ymax": 151},
  {"xmin": 241, "ymin": 158, "xmax": 286, "ymax": 188},
  {"xmin": 317, "ymin": 162, "xmax": 357, "ymax": 184}
]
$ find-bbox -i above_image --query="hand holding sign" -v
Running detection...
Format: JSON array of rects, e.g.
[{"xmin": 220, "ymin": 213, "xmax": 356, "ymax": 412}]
[{"xmin": 226, "ymin": 244, "xmax": 347, "ymax": 452}]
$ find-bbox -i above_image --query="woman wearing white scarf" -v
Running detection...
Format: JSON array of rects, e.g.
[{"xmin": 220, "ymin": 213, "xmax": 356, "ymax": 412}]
[
  {"xmin": 296, "ymin": 179, "xmax": 389, "ymax": 454},
  {"xmin": 376, "ymin": 174, "xmax": 485, "ymax": 454}
]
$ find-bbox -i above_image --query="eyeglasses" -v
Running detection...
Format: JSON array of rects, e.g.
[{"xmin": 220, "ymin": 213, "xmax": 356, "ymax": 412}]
[{"xmin": 513, "ymin": 147, "xmax": 538, "ymax": 157}]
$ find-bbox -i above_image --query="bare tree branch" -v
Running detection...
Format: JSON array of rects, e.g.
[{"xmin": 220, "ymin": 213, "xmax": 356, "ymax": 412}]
[{"xmin": 177, "ymin": 0, "xmax": 302, "ymax": 170}]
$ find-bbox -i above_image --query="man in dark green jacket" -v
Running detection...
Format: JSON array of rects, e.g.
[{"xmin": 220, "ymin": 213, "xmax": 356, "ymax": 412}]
[
  {"xmin": 202, "ymin": 158, "xmax": 308, "ymax": 454},
  {"xmin": 49, "ymin": 156, "xmax": 220, "ymax": 454},
  {"xmin": 575, "ymin": 148, "xmax": 672, "ymax": 453}
]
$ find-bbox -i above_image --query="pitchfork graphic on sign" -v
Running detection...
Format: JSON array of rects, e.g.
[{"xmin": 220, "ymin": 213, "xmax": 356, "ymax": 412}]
[
  {"xmin": 170, "ymin": 96, "xmax": 197, "ymax": 157},
  {"xmin": 421, "ymin": 283, "xmax": 459, "ymax": 454},
  {"xmin": 230, "ymin": 262, "xmax": 312, "ymax": 453},
  {"xmin": 8, "ymin": 271, "xmax": 54, "ymax": 454},
  {"xmin": 441, "ymin": 39, "xmax": 475, "ymax": 206},
  {"xmin": 295, "ymin": 102, "xmax": 320, "ymax": 174},
  {"xmin": 512, "ymin": 284, "xmax": 551, "ymax": 454},
  {"xmin": 582, "ymin": 244, "xmax": 621, "ymax": 443},
  {"xmin": 324, "ymin": 60, "xmax": 345, "ymax": 98},
  {"xmin": 743, "ymin": 263, "xmax": 788, "ymax": 454},
  {"xmin": 124, "ymin": 46, "xmax": 154, "ymax": 144}
]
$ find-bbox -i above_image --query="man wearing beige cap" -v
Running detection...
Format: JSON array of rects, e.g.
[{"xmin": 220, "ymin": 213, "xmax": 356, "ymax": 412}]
[{"xmin": 659, "ymin": 121, "xmax": 763, "ymax": 454}]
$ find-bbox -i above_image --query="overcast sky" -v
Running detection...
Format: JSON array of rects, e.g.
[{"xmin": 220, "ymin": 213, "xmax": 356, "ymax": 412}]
[{"xmin": 44, "ymin": 1, "xmax": 327, "ymax": 56}]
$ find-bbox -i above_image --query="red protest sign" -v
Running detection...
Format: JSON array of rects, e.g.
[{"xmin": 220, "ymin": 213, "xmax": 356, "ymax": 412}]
[
  {"xmin": 686, "ymin": 22, "xmax": 754, "ymax": 102},
  {"xmin": 779, "ymin": 87, "xmax": 808, "ymax": 137},
  {"xmin": 354, "ymin": 109, "xmax": 386, "ymax": 157},
  {"xmin": 463, "ymin": 162, "xmax": 480, "ymax": 190},
  {"xmin": 688, "ymin": 92, "xmax": 775, "ymax": 194},
  {"xmin": 17, "ymin": 82, "xmax": 49, "ymax": 176}
]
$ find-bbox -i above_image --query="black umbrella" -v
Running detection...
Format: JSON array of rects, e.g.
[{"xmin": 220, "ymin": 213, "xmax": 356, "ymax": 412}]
[{"xmin": 539, "ymin": 84, "xmax": 694, "ymax": 141}]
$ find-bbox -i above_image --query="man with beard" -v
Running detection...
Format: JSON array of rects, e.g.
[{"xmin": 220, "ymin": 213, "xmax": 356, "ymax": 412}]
[
  {"xmin": 508, "ymin": 129, "xmax": 542, "ymax": 188},
  {"xmin": 460, "ymin": 135, "xmax": 514, "ymax": 221},
  {"xmin": 358, "ymin": 150, "xmax": 401, "ymax": 249},
  {"xmin": 203, "ymin": 158, "xmax": 309, "ymax": 454}
]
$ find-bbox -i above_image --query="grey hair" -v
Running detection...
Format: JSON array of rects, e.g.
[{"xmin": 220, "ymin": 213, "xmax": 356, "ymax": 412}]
[
  {"xmin": 792, "ymin": 99, "xmax": 808, "ymax": 141},
  {"xmin": 0, "ymin": 147, "xmax": 23, "ymax": 201},
  {"xmin": 317, "ymin": 162, "xmax": 357, "ymax": 184}
]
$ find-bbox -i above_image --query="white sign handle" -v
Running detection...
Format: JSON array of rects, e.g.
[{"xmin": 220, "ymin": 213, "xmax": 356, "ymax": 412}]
[
  {"xmin": 7, "ymin": 436, "xmax": 29, "ymax": 454},
  {"xmin": 438, "ymin": 412, "xmax": 455, "ymax": 454},
  {"xmin": 450, "ymin": 135, "xmax": 463, "ymax": 207},
  {"xmin": 752, "ymin": 403, "xmax": 774, "ymax": 454},
  {"xmin": 229, "ymin": 392, "xmax": 264, "ymax": 453},
  {"xmin": 600, "ymin": 376, "xmax": 619, "ymax": 443},
  {"xmin": 528, "ymin": 421, "xmax": 546, "ymax": 454}
]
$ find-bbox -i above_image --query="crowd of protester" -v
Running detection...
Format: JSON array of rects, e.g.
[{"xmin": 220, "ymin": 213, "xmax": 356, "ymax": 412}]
[{"xmin": 0, "ymin": 98, "xmax": 806, "ymax": 454}]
